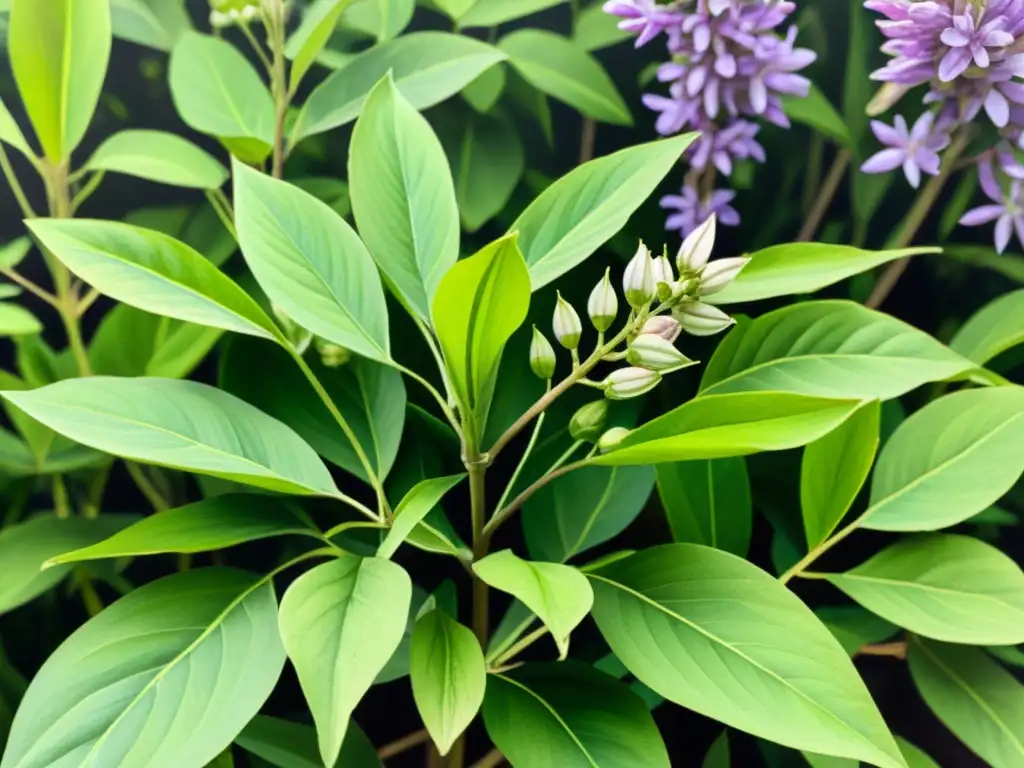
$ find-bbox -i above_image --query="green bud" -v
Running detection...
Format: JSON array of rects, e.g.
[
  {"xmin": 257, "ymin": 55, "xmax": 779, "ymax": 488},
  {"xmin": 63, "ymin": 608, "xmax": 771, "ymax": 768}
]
[
  {"xmin": 530, "ymin": 325, "xmax": 557, "ymax": 380},
  {"xmin": 597, "ymin": 426, "xmax": 632, "ymax": 453},
  {"xmin": 271, "ymin": 303, "xmax": 312, "ymax": 353},
  {"xmin": 626, "ymin": 334, "xmax": 695, "ymax": 372},
  {"xmin": 569, "ymin": 400, "xmax": 609, "ymax": 442},
  {"xmin": 553, "ymin": 292, "xmax": 583, "ymax": 349},
  {"xmin": 316, "ymin": 338, "xmax": 351, "ymax": 368},
  {"xmin": 587, "ymin": 268, "xmax": 618, "ymax": 332}
]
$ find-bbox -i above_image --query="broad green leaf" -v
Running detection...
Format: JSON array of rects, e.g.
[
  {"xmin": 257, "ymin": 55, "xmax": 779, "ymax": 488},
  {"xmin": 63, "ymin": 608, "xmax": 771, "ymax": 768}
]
[
  {"xmin": 432, "ymin": 233, "xmax": 530, "ymax": 418},
  {"xmin": 524, "ymin": 465, "xmax": 655, "ymax": 563},
  {"xmin": 233, "ymin": 161, "xmax": 391, "ymax": 362},
  {"xmin": 512, "ymin": 135, "xmax": 697, "ymax": 289},
  {"xmin": 781, "ymin": 85, "xmax": 852, "ymax": 148},
  {"xmin": 286, "ymin": 0, "xmax": 355, "ymax": 93},
  {"xmin": 499, "ymin": 30, "xmax": 630, "ymax": 125},
  {"xmin": 293, "ymin": 33, "xmax": 505, "ymax": 142},
  {"xmin": 373, "ymin": 586, "xmax": 429, "ymax": 685},
  {"xmin": 278, "ymin": 555, "xmax": 411, "ymax": 768},
  {"xmin": 656, "ymin": 458, "xmax": 751, "ymax": 556},
  {"xmin": 146, "ymin": 323, "xmax": 223, "ymax": 379},
  {"xmin": 462, "ymin": 64, "xmax": 506, "ymax": 112},
  {"xmin": 474, "ymin": 550, "xmax": 593, "ymax": 658},
  {"xmin": 895, "ymin": 737, "xmax": 939, "ymax": 768},
  {"xmin": 944, "ymin": 243, "xmax": 1024, "ymax": 285},
  {"xmin": 0, "ymin": 237, "xmax": 31, "ymax": 270},
  {"xmin": 0, "ymin": 97, "xmax": 33, "ymax": 159},
  {"xmin": 862, "ymin": 387, "xmax": 1024, "ymax": 531},
  {"xmin": 505, "ymin": 69, "xmax": 555, "ymax": 145},
  {"xmin": 26, "ymin": 218, "xmax": 280, "ymax": 341},
  {"xmin": 950, "ymin": 288, "xmax": 1024, "ymax": 365},
  {"xmin": 574, "ymin": 4, "xmax": 634, "ymax": 51},
  {"xmin": 703, "ymin": 731, "xmax": 730, "ymax": 768},
  {"xmin": 589, "ymin": 545, "xmax": 905, "ymax": 768},
  {"xmin": 169, "ymin": 32, "xmax": 274, "ymax": 164},
  {"xmin": 0, "ymin": 513, "xmax": 137, "ymax": 614},
  {"xmin": 410, "ymin": 609, "xmax": 486, "ymax": 755},
  {"xmin": 85, "ymin": 130, "xmax": 228, "ymax": 189},
  {"xmin": 125, "ymin": 201, "xmax": 236, "ymax": 269},
  {"xmin": 446, "ymin": 113, "xmax": 524, "ymax": 233},
  {"xmin": 1, "ymin": 568, "xmax": 285, "ymax": 768},
  {"xmin": 460, "ymin": 0, "xmax": 566, "ymax": 27},
  {"xmin": 483, "ymin": 662, "xmax": 671, "ymax": 767},
  {"xmin": 378, "ymin": 474, "xmax": 465, "ymax": 559},
  {"xmin": 908, "ymin": 637, "xmax": 1024, "ymax": 768},
  {"xmin": 700, "ymin": 301, "xmax": 973, "ymax": 400},
  {"xmin": 342, "ymin": 0, "xmax": 414, "ymax": 41},
  {"xmin": 816, "ymin": 606, "xmax": 897, "ymax": 657},
  {"xmin": 824, "ymin": 534, "xmax": 1024, "ymax": 645},
  {"xmin": 349, "ymin": 74, "xmax": 459, "ymax": 326},
  {"xmin": 704, "ymin": 245, "xmax": 939, "ymax": 306},
  {"xmin": 8, "ymin": 0, "xmax": 110, "ymax": 161},
  {"xmin": 110, "ymin": 0, "xmax": 192, "ymax": 51},
  {"xmin": 433, "ymin": 0, "xmax": 476, "ymax": 23},
  {"xmin": 595, "ymin": 392, "xmax": 863, "ymax": 466},
  {"xmin": 802, "ymin": 753, "xmax": 857, "ymax": 768},
  {"xmin": 48, "ymin": 495, "xmax": 319, "ymax": 566},
  {"xmin": 0, "ymin": 304, "xmax": 39, "ymax": 336},
  {"xmin": 2, "ymin": 377, "xmax": 340, "ymax": 497},
  {"xmin": 800, "ymin": 401, "xmax": 879, "ymax": 548},
  {"xmin": 236, "ymin": 715, "xmax": 380, "ymax": 768}
]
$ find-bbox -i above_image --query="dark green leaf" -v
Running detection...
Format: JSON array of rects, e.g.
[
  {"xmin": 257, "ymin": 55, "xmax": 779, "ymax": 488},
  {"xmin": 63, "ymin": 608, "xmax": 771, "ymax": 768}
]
[{"xmin": 657, "ymin": 458, "xmax": 751, "ymax": 556}]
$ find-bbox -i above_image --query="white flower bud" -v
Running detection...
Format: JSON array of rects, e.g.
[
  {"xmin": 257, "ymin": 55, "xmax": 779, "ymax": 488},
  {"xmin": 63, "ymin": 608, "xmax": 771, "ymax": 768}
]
[
  {"xmin": 672, "ymin": 301, "xmax": 736, "ymax": 337},
  {"xmin": 676, "ymin": 214, "xmax": 717, "ymax": 274},
  {"xmin": 626, "ymin": 334, "xmax": 695, "ymax": 372},
  {"xmin": 597, "ymin": 426, "xmax": 631, "ymax": 453},
  {"xmin": 651, "ymin": 253, "xmax": 675, "ymax": 288},
  {"xmin": 640, "ymin": 316, "xmax": 682, "ymax": 343},
  {"xmin": 699, "ymin": 257, "xmax": 750, "ymax": 295},
  {"xmin": 602, "ymin": 367, "xmax": 661, "ymax": 400},
  {"xmin": 552, "ymin": 292, "xmax": 583, "ymax": 349},
  {"xmin": 239, "ymin": 4, "xmax": 261, "ymax": 20},
  {"xmin": 530, "ymin": 325, "xmax": 557, "ymax": 380},
  {"xmin": 622, "ymin": 242, "xmax": 656, "ymax": 309},
  {"xmin": 587, "ymin": 268, "xmax": 618, "ymax": 332},
  {"xmin": 569, "ymin": 400, "xmax": 609, "ymax": 442},
  {"xmin": 209, "ymin": 9, "xmax": 233, "ymax": 26}
]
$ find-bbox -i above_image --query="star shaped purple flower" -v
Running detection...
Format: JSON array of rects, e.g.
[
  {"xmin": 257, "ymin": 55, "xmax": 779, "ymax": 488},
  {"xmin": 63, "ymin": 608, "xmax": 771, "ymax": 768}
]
[
  {"xmin": 959, "ymin": 159, "xmax": 1024, "ymax": 253},
  {"xmin": 860, "ymin": 112, "xmax": 951, "ymax": 188},
  {"xmin": 938, "ymin": 7, "xmax": 1014, "ymax": 82},
  {"xmin": 603, "ymin": 0, "xmax": 683, "ymax": 48},
  {"xmin": 661, "ymin": 183, "xmax": 740, "ymax": 237}
]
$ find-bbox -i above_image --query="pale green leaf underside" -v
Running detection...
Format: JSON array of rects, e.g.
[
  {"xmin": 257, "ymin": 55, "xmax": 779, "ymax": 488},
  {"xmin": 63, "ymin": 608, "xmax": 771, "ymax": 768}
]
[
  {"xmin": 85, "ymin": 129, "xmax": 228, "ymax": 189},
  {"xmin": 379, "ymin": 474, "xmax": 466, "ymax": 559},
  {"xmin": 949, "ymin": 288, "xmax": 1024, "ymax": 366}
]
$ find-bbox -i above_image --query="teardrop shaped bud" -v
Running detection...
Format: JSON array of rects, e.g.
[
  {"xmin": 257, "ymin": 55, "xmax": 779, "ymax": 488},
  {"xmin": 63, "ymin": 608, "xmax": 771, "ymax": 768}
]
[
  {"xmin": 651, "ymin": 252, "xmax": 675, "ymax": 288},
  {"xmin": 316, "ymin": 338, "xmax": 351, "ymax": 368},
  {"xmin": 602, "ymin": 367, "xmax": 662, "ymax": 400},
  {"xmin": 597, "ymin": 426, "xmax": 632, "ymax": 453},
  {"xmin": 676, "ymin": 214, "xmax": 716, "ymax": 274},
  {"xmin": 699, "ymin": 257, "xmax": 750, "ymax": 295},
  {"xmin": 552, "ymin": 292, "xmax": 583, "ymax": 349},
  {"xmin": 587, "ymin": 268, "xmax": 618, "ymax": 332},
  {"xmin": 626, "ymin": 334, "xmax": 695, "ymax": 372},
  {"xmin": 640, "ymin": 315, "xmax": 682, "ymax": 342},
  {"xmin": 672, "ymin": 301, "xmax": 735, "ymax": 337},
  {"xmin": 530, "ymin": 325, "xmax": 557, "ymax": 380},
  {"xmin": 622, "ymin": 242, "xmax": 656, "ymax": 309},
  {"xmin": 569, "ymin": 400, "xmax": 609, "ymax": 442}
]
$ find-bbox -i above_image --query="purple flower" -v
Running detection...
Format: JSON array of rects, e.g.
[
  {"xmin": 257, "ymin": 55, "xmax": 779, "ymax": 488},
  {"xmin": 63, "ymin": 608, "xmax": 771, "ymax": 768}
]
[
  {"xmin": 603, "ymin": 0, "xmax": 683, "ymax": 48},
  {"xmin": 688, "ymin": 119, "xmax": 766, "ymax": 174},
  {"xmin": 959, "ymin": 159, "xmax": 1024, "ymax": 253},
  {"xmin": 661, "ymin": 183, "xmax": 740, "ymax": 237},
  {"xmin": 938, "ymin": 8, "xmax": 1014, "ymax": 81},
  {"xmin": 860, "ymin": 112, "xmax": 951, "ymax": 187}
]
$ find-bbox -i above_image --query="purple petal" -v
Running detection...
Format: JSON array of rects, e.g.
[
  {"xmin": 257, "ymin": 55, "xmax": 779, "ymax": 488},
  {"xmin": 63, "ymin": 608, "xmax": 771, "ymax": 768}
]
[
  {"xmin": 861, "ymin": 148, "xmax": 907, "ymax": 174},
  {"xmin": 985, "ymin": 29, "xmax": 1015, "ymax": 47},
  {"xmin": 693, "ymin": 23, "xmax": 711, "ymax": 52},
  {"xmin": 973, "ymin": 45, "xmax": 990, "ymax": 69},
  {"xmin": 995, "ymin": 214, "xmax": 1013, "ymax": 252},
  {"xmin": 915, "ymin": 148, "xmax": 942, "ymax": 176},
  {"xmin": 749, "ymin": 77, "xmax": 768, "ymax": 114},
  {"xmin": 893, "ymin": 114, "xmax": 910, "ymax": 139},
  {"xmin": 687, "ymin": 67, "xmax": 707, "ymax": 97},
  {"xmin": 704, "ymin": 79, "xmax": 720, "ymax": 118},
  {"xmin": 871, "ymin": 119, "xmax": 905, "ymax": 147},
  {"xmin": 939, "ymin": 27, "xmax": 970, "ymax": 46},
  {"xmin": 717, "ymin": 205, "xmax": 741, "ymax": 226},
  {"xmin": 1013, "ymin": 215, "xmax": 1024, "ymax": 251},
  {"xmin": 903, "ymin": 157, "xmax": 922, "ymax": 188},
  {"xmin": 910, "ymin": 111, "xmax": 935, "ymax": 142},
  {"xmin": 938, "ymin": 46, "xmax": 972, "ymax": 81},
  {"xmin": 986, "ymin": 88, "xmax": 1011, "ymax": 126},
  {"xmin": 959, "ymin": 204, "xmax": 1005, "ymax": 226},
  {"xmin": 979, "ymin": 160, "xmax": 1004, "ymax": 202}
]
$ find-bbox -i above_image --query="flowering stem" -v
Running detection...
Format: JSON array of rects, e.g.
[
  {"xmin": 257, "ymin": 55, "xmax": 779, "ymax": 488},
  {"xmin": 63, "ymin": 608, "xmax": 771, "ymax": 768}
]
[
  {"xmin": 797, "ymin": 149, "xmax": 850, "ymax": 242},
  {"xmin": 494, "ymin": 383, "xmax": 550, "ymax": 513},
  {"xmin": 267, "ymin": 0, "xmax": 290, "ymax": 179},
  {"xmin": 490, "ymin": 626, "xmax": 550, "ymax": 669},
  {"xmin": 0, "ymin": 267, "xmax": 59, "ymax": 307}
]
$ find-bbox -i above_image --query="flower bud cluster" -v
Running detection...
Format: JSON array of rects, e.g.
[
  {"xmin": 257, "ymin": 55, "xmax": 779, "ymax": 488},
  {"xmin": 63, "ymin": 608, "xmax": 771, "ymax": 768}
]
[{"xmin": 209, "ymin": 0, "xmax": 261, "ymax": 27}]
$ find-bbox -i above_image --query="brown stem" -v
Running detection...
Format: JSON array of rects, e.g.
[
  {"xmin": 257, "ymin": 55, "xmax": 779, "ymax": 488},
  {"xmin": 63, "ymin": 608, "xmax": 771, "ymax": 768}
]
[
  {"xmin": 855, "ymin": 641, "xmax": 907, "ymax": 659},
  {"xmin": 579, "ymin": 118, "xmax": 596, "ymax": 165},
  {"xmin": 470, "ymin": 749, "xmax": 506, "ymax": 768},
  {"xmin": 797, "ymin": 149, "xmax": 851, "ymax": 242},
  {"xmin": 377, "ymin": 728, "xmax": 430, "ymax": 759}
]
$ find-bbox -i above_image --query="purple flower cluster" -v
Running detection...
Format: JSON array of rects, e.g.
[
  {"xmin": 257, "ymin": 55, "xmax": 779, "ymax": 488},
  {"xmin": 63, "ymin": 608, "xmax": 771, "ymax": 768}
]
[{"xmin": 604, "ymin": 0, "xmax": 816, "ymax": 236}]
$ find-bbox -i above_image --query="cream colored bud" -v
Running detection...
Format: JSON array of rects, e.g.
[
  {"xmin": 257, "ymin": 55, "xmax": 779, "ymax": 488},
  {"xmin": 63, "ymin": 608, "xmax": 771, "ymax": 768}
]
[
  {"xmin": 209, "ymin": 9, "xmax": 233, "ymax": 26},
  {"xmin": 700, "ymin": 257, "xmax": 750, "ymax": 295},
  {"xmin": 569, "ymin": 400, "xmax": 609, "ymax": 442},
  {"xmin": 602, "ymin": 367, "xmax": 662, "ymax": 400},
  {"xmin": 676, "ymin": 214, "xmax": 717, "ymax": 274},
  {"xmin": 530, "ymin": 325, "xmax": 557, "ymax": 380},
  {"xmin": 626, "ymin": 334, "xmax": 695, "ymax": 372},
  {"xmin": 587, "ymin": 268, "xmax": 618, "ymax": 332},
  {"xmin": 623, "ymin": 242, "xmax": 656, "ymax": 309},
  {"xmin": 597, "ymin": 426, "xmax": 632, "ymax": 453},
  {"xmin": 672, "ymin": 301, "xmax": 736, "ymax": 337},
  {"xmin": 553, "ymin": 292, "xmax": 583, "ymax": 349},
  {"xmin": 651, "ymin": 253, "xmax": 675, "ymax": 288},
  {"xmin": 640, "ymin": 315, "xmax": 682, "ymax": 342},
  {"xmin": 316, "ymin": 338, "xmax": 351, "ymax": 368}
]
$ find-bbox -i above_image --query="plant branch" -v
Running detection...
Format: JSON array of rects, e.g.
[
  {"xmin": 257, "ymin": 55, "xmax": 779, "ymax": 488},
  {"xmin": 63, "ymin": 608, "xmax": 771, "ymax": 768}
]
[
  {"xmin": 0, "ymin": 143, "xmax": 38, "ymax": 219},
  {"xmin": 377, "ymin": 729, "xmax": 430, "ymax": 759},
  {"xmin": 0, "ymin": 267, "xmax": 59, "ymax": 307},
  {"xmin": 77, "ymin": 286, "xmax": 100, "ymax": 316},
  {"xmin": 126, "ymin": 461, "xmax": 170, "ymax": 512},
  {"xmin": 238, "ymin": 19, "xmax": 273, "ymax": 73},
  {"xmin": 71, "ymin": 170, "xmax": 105, "ymax": 212},
  {"xmin": 855, "ymin": 641, "xmax": 907, "ymax": 659},
  {"xmin": 494, "ymin": 384, "xmax": 550, "ymax": 512},
  {"xmin": 579, "ymin": 118, "xmax": 596, "ymax": 164},
  {"xmin": 268, "ymin": 0, "xmax": 290, "ymax": 179},
  {"xmin": 490, "ymin": 626, "xmax": 550, "ymax": 669},
  {"xmin": 778, "ymin": 516, "xmax": 864, "ymax": 585},
  {"xmin": 797, "ymin": 149, "xmax": 850, "ymax": 242},
  {"xmin": 397, "ymin": 362, "xmax": 461, "ymax": 436},
  {"xmin": 206, "ymin": 189, "xmax": 237, "ymax": 240},
  {"xmin": 470, "ymin": 749, "xmax": 506, "ymax": 768}
]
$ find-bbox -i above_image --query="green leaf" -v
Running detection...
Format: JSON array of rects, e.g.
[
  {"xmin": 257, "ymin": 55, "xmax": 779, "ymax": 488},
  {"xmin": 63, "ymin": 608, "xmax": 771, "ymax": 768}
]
[
  {"xmin": 0, "ymin": 304, "xmax": 40, "ymax": 336},
  {"xmin": 950, "ymin": 288, "xmax": 1024, "ymax": 366},
  {"xmin": 824, "ymin": 534, "xmax": 1024, "ymax": 645},
  {"xmin": 460, "ymin": 0, "xmax": 566, "ymax": 27},
  {"xmin": 895, "ymin": 737, "xmax": 940, "ymax": 768},
  {"xmin": 0, "ymin": 513, "xmax": 137, "ymax": 614},
  {"xmin": 483, "ymin": 662, "xmax": 671, "ymax": 767},
  {"xmin": 574, "ymin": 4, "xmax": 634, "ymax": 51},
  {"xmin": 342, "ymin": 0, "xmax": 414, "ymax": 41},
  {"xmin": 8, "ymin": 0, "xmax": 110, "ymax": 161},
  {"xmin": 293, "ymin": 32, "xmax": 505, "ymax": 142},
  {"xmin": 349, "ymin": 73, "xmax": 459, "ymax": 327},
  {"xmin": 26, "ymin": 218, "xmax": 280, "ymax": 341},
  {"xmin": 432, "ymin": 233, "xmax": 530, "ymax": 418},
  {"xmin": 944, "ymin": 244, "xmax": 1024, "ymax": 285},
  {"xmin": 589, "ymin": 545, "xmax": 904, "ymax": 768},
  {"xmin": 433, "ymin": 0, "xmax": 477, "ymax": 23},
  {"xmin": 378, "ymin": 474, "xmax": 465, "ymax": 559},
  {"xmin": 781, "ymin": 85, "xmax": 852, "ymax": 148},
  {"xmin": 703, "ymin": 732, "xmax": 730, "ymax": 768},
  {"xmin": 595, "ymin": 392, "xmax": 864, "ymax": 466},
  {"xmin": 1, "ymin": 568, "xmax": 285, "ymax": 768},
  {"xmin": 236, "ymin": 715, "xmax": 381, "ymax": 768},
  {"xmin": 908, "ymin": 637, "xmax": 1024, "ymax": 768},
  {"xmin": 0, "ymin": 97, "xmax": 34, "ymax": 160},
  {"xmin": 110, "ymin": 0, "xmax": 192, "ymax": 52},
  {"xmin": 2, "ymin": 377, "xmax": 340, "ymax": 497},
  {"xmin": 0, "ymin": 237, "xmax": 31, "ymax": 270},
  {"xmin": 85, "ymin": 130, "xmax": 228, "ymax": 189},
  {"xmin": 656, "ymin": 458, "xmax": 751, "ymax": 556},
  {"xmin": 524, "ymin": 465, "xmax": 655, "ymax": 563},
  {"xmin": 462, "ymin": 64, "xmax": 506, "ymax": 112},
  {"xmin": 704, "ymin": 245, "xmax": 939, "ymax": 306},
  {"xmin": 410, "ymin": 609, "xmax": 486, "ymax": 755},
  {"xmin": 800, "ymin": 400, "xmax": 879, "ymax": 549},
  {"xmin": 278, "ymin": 555, "xmax": 411, "ymax": 768},
  {"xmin": 473, "ymin": 550, "xmax": 593, "ymax": 658},
  {"xmin": 169, "ymin": 32, "xmax": 274, "ymax": 164},
  {"xmin": 446, "ymin": 113, "xmax": 524, "ymax": 233},
  {"xmin": 125, "ymin": 201, "xmax": 236, "ymax": 268},
  {"xmin": 816, "ymin": 606, "xmax": 897, "ymax": 657},
  {"xmin": 700, "ymin": 301, "xmax": 973, "ymax": 400},
  {"xmin": 48, "ymin": 495, "xmax": 319, "ymax": 566},
  {"xmin": 286, "ymin": 0, "xmax": 355, "ymax": 93},
  {"xmin": 499, "ymin": 30, "xmax": 630, "ymax": 125},
  {"xmin": 512, "ymin": 134, "xmax": 697, "ymax": 289},
  {"xmin": 233, "ymin": 160, "xmax": 392, "ymax": 363},
  {"xmin": 861, "ymin": 387, "xmax": 1024, "ymax": 531}
]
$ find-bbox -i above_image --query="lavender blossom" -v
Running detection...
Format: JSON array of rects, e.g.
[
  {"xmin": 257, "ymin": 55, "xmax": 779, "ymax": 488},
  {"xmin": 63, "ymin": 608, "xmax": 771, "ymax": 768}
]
[
  {"xmin": 661, "ymin": 183, "xmax": 740, "ymax": 237},
  {"xmin": 603, "ymin": 0, "xmax": 683, "ymax": 48},
  {"xmin": 959, "ymin": 159, "xmax": 1024, "ymax": 253},
  {"xmin": 861, "ymin": 113, "xmax": 951, "ymax": 188}
]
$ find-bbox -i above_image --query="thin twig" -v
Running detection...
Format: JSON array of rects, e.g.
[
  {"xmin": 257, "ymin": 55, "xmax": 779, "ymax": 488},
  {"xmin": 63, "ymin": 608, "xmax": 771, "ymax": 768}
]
[
  {"xmin": 480, "ymin": 459, "xmax": 591, "ymax": 545},
  {"xmin": 855, "ymin": 641, "xmax": 907, "ymax": 659},
  {"xmin": 470, "ymin": 749, "xmax": 506, "ymax": 768},
  {"xmin": 127, "ymin": 461, "xmax": 170, "ymax": 512},
  {"xmin": 490, "ymin": 626, "xmax": 550, "ymax": 668},
  {"xmin": 71, "ymin": 170, "xmax": 105, "ymax": 212},
  {"xmin": 0, "ymin": 142, "xmax": 37, "ymax": 219},
  {"xmin": 797, "ymin": 149, "xmax": 850, "ymax": 242},
  {"xmin": 376, "ymin": 728, "xmax": 430, "ymax": 759},
  {"xmin": 77, "ymin": 287, "xmax": 101, "ymax": 316},
  {"xmin": 0, "ymin": 267, "xmax": 59, "ymax": 307},
  {"xmin": 579, "ymin": 118, "xmax": 596, "ymax": 164}
]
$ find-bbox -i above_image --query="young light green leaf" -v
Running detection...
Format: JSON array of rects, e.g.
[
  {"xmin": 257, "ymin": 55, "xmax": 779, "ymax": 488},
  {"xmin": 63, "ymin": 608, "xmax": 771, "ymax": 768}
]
[
  {"xmin": 460, "ymin": 0, "xmax": 566, "ymax": 27},
  {"xmin": 27, "ymin": 218, "xmax": 279, "ymax": 341},
  {"xmin": 909, "ymin": 637, "xmax": 1024, "ymax": 768},
  {"xmin": 595, "ymin": 392, "xmax": 863, "ymax": 466},
  {"xmin": 781, "ymin": 84, "xmax": 852, "ymax": 148},
  {"xmin": 474, "ymin": 550, "xmax": 593, "ymax": 659},
  {"xmin": 433, "ymin": 0, "xmax": 477, "ymax": 22},
  {"xmin": 233, "ymin": 160, "xmax": 391, "ymax": 363},
  {"xmin": 657, "ymin": 458, "xmax": 752, "ymax": 556},
  {"xmin": 2, "ymin": 377, "xmax": 340, "ymax": 497},
  {"xmin": 824, "ymin": 534, "xmax": 1024, "ymax": 645},
  {"xmin": 0, "ymin": 97, "xmax": 33, "ymax": 160},
  {"xmin": 286, "ymin": 0, "xmax": 355, "ymax": 94},
  {"xmin": 293, "ymin": 32, "xmax": 505, "ymax": 142},
  {"xmin": 236, "ymin": 715, "xmax": 381, "ymax": 768},
  {"xmin": 589, "ymin": 545, "xmax": 905, "ymax": 768},
  {"xmin": 462, "ymin": 64, "xmax": 507, "ymax": 112},
  {"xmin": 499, "ymin": 30, "xmax": 630, "ymax": 125},
  {"xmin": 0, "ymin": 238, "xmax": 31, "ymax": 271},
  {"xmin": 446, "ymin": 113, "xmax": 524, "ymax": 233},
  {"xmin": 342, "ymin": 0, "xmax": 414, "ymax": 41},
  {"xmin": 85, "ymin": 130, "xmax": 228, "ymax": 189},
  {"xmin": 800, "ymin": 400, "xmax": 880, "ymax": 549},
  {"xmin": 0, "ymin": 568, "xmax": 285, "ymax": 768},
  {"xmin": 704, "ymin": 245, "xmax": 939, "ymax": 305},
  {"xmin": 378, "ymin": 474, "xmax": 465, "ymax": 559},
  {"xmin": 110, "ymin": 0, "xmax": 192, "ymax": 52},
  {"xmin": 895, "ymin": 737, "xmax": 940, "ymax": 768},
  {"xmin": 700, "ymin": 301, "xmax": 973, "ymax": 400},
  {"xmin": 862, "ymin": 387, "xmax": 1024, "ymax": 531},
  {"xmin": 574, "ymin": 4, "xmax": 634, "ymax": 51},
  {"xmin": 949, "ymin": 288, "xmax": 1024, "ymax": 365},
  {"xmin": 349, "ymin": 73, "xmax": 459, "ymax": 327},
  {"xmin": 511, "ymin": 134, "xmax": 697, "ymax": 289},
  {"xmin": 0, "ymin": 305, "xmax": 40, "ymax": 337},
  {"xmin": 483, "ymin": 662, "xmax": 671, "ymax": 767},
  {"xmin": 278, "ymin": 555, "xmax": 411, "ymax": 768},
  {"xmin": 8, "ymin": 0, "xmax": 111, "ymax": 161},
  {"xmin": 432, "ymin": 233, "xmax": 530, "ymax": 418},
  {"xmin": 410, "ymin": 609, "xmax": 486, "ymax": 755}
]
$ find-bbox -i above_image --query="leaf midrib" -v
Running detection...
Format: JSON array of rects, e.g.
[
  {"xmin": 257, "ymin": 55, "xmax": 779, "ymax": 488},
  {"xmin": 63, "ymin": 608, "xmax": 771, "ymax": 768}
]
[{"xmin": 832, "ymin": 572, "xmax": 1020, "ymax": 613}]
